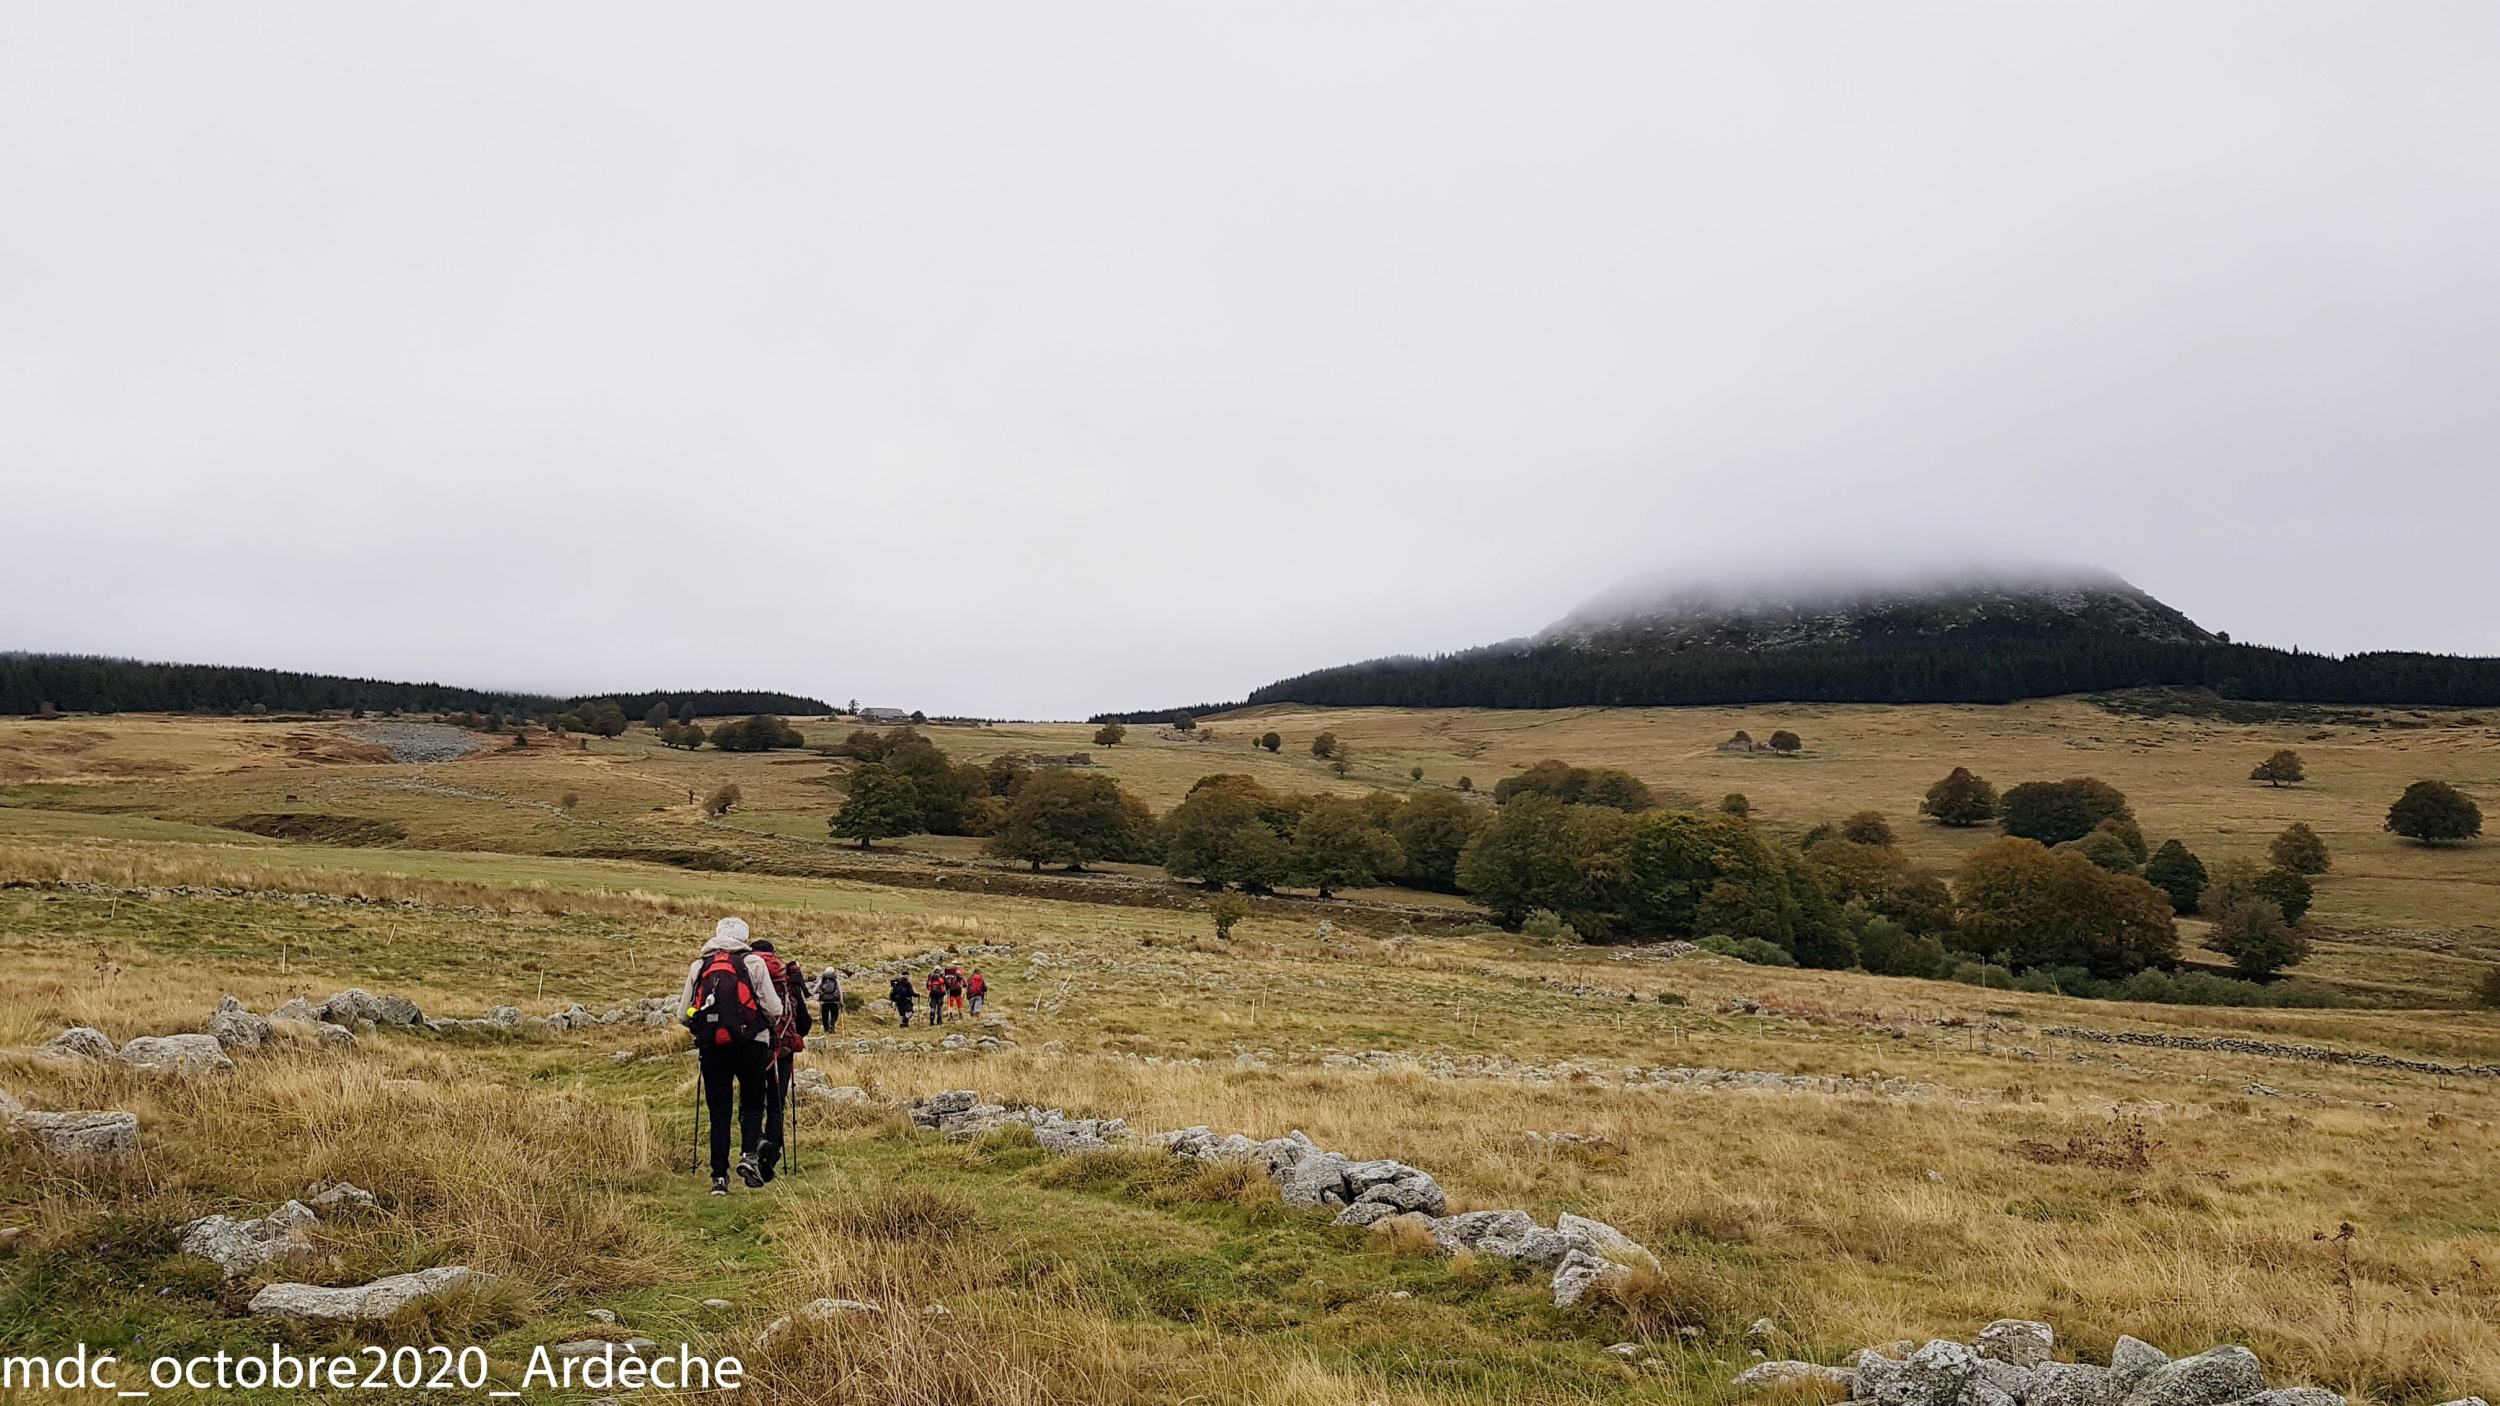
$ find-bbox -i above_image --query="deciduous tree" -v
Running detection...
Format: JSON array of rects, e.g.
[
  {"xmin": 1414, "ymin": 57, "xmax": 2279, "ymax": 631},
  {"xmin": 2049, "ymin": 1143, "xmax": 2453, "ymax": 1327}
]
[
  {"xmin": 1093, "ymin": 722, "xmax": 1125, "ymax": 747},
  {"xmin": 2142, "ymin": 839, "xmax": 2208, "ymax": 914},
  {"xmin": 1287, "ymin": 797, "xmax": 1405, "ymax": 898},
  {"xmin": 1953, "ymin": 838, "xmax": 2178, "ymax": 976},
  {"xmin": 1999, "ymin": 777, "xmax": 2132, "ymax": 847},
  {"xmin": 1920, "ymin": 767, "xmax": 1997, "ymax": 827},
  {"xmin": 2250, "ymin": 749, "xmax": 2306, "ymax": 787},
  {"xmin": 830, "ymin": 765, "xmax": 921, "ymax": 848},
  {"xmin": 1767, "ymin": 730, "xmax": 1802, "ymax": 754},
  {"xmin": 2205, "ymin": 899, "xmax": 2307, "ymax": 978},
  {"xmin": 1839, "ymin": 810, "xmax": 1894, "ymax": 847},
  {"xmin": 986, "ymin": 770, "xmax": 1135, "ymax": 871},
  {"xmin": 2269, "ymin": 821, "xmax": 2329, "ymax": 875},
  {"xmin": 2386, "ymin": 780, "xmax": 2481, "ymax": 844}
]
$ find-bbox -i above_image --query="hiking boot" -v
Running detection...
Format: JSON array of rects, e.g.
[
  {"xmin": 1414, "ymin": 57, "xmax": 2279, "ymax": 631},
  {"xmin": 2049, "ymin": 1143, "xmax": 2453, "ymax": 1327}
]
[
  {"xmin": 710, "ymin": 1176, "xmax": 728, "ymax": 1197},
  {"xmin": 757, "ymin": 1140, "xmax": 781, "ymax": 1182},
  {"xmin": 737, "ymin": 1153, "xmax": 765, "ymax": 1189}
]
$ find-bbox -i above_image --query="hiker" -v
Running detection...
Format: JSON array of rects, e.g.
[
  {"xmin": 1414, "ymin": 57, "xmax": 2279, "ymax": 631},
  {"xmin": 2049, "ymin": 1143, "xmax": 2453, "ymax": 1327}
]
[
  {"xmin": 680, "ymin": 916, "xmax": 786, "ymax": 1195},
  {"xmin": 747, "ymin": 939, "xmax": 811, "ymax": 1183},
  {"xmin": 888, "ymin": 972, "xmax": 916, "ymax": 1027},
  {"xmin": 966, "ymin": 968, "xmax": 987, "ymax": 1015},
  {"xmin": 818, "ymin": 967, "xmax": 844, "ymax": 1034},
  {"xmin": 943, "ymin": 964, "xmax": 966, "ymax": 1017},
  {"xmin": 924, "ymin": 968, "xmax": 946, "ymax": 1026}
]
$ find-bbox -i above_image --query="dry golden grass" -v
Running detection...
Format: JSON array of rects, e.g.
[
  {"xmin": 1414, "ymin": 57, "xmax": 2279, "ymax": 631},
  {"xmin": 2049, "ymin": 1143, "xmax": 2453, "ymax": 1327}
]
[{"xmin": 2, "ymin": 711, "xmax": 2498, "ymax": 1401}]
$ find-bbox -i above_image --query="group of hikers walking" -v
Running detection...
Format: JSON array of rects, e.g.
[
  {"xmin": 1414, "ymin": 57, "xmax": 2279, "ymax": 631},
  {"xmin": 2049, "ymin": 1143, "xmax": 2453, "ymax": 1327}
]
[
  {"xmin": 678, "ymin": 916, "xmax": 986, "ymax": 1196},
  {"xmin": 884, "ymin": 961, "xmax": 984, "ymax": 1028}
]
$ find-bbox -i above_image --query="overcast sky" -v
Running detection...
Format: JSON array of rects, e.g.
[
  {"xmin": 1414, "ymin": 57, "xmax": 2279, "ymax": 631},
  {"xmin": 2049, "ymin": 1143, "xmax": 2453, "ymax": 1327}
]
[{"xmin": 6, "ymin": 5, "xmax": 2497, "ymax": 717}]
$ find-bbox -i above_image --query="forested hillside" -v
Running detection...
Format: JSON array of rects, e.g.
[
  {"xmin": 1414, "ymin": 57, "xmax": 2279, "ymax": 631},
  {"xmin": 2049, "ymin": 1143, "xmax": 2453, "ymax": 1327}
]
[
  {"xmin": 0, "ymin": 654, "xmax": 830, "ymax": 719},
  {"xmin": 1244, "ymin": 638, "xmax": 2500, "ymax": 710}
]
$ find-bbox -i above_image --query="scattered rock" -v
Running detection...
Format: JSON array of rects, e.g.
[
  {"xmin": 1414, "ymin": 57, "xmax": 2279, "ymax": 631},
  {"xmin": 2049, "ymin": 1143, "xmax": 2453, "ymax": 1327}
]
[
  {"xmin": 702, "ymin": 1298, "xmax": 733, "ymax": 1309},
  {"xmin": 792, "ymin": 1070, "xmax": 874, "ymax": 1105},
  {"xmin": 313, "ymin": 1022, "xmax": 359, "ymax": 1050},
  {"xmin": 2122, "ymin": 1345, "xmax": 2264, "ymax": 1406},
  {"xmin": 42, "ymin": 1027, "xmax": 116, "ymax": 1061},
  {"xmin": 248, "ymin": 1266, "xmax": 483, "ymax": 1321},
  {"xmin": 270, "ymin": 998, "xmax": 317, "ymax": 1023},
  {"xmin": 2030, "ymin": 1361, "xmax": 2118, "ymax": 1406},
  {"xmin": 1977, "ymin": 1319, "xmax": 2055, "ymax": 1369},
  {"xmin": 117, "ymin": 1033, "xmax": 236, "ymax": 1076},
  {"xmin": 15, "ymin": 1110, "xmax": 139, "ymax": 1157},
  {"xmin": 1607, "ymin": 1343, "xmax": 1644, "ymax": 1359},
  {"xmin": 1737, "ymin": 1361, "xmax": 1857, "ymax": 1391},
  {"xmin": 306, "ymin": 1180, "xmax": 379, "ymax": 1210},
  {"xmin": 207, "ymin": 997, "xmax": 272, "ymax": 1050},
  {"xmin": 318, "ymin": 989, "xmax": 387, "ymax": 1028},
  {"xmin": 1551, "ymin": 1248, "xmax": 1628, "ymax": 1308},
  {"xmin": 178, "ymin": 1201, "xmax": 319, "ymax": 1278},
  {"xmin": 585, "ymin": 1308, "xmax": 618, "ymax": 1324},
  {"xmin": 2109, "ymin": 1337, "xmax": 2170, "ymax": 1394}
]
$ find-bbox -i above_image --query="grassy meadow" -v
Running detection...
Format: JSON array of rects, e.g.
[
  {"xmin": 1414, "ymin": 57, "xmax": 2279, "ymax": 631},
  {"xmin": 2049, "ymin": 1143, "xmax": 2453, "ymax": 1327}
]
[{"xmin": 0, "ymin": 708, "xmax": 2495, "ymax": 1404}]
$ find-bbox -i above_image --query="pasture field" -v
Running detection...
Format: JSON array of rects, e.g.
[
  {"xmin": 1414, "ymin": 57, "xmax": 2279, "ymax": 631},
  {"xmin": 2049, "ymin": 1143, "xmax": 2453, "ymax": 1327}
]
[{"xmin": 0, "ymin": 709, "xmax": 2494, "ymax": 1403}]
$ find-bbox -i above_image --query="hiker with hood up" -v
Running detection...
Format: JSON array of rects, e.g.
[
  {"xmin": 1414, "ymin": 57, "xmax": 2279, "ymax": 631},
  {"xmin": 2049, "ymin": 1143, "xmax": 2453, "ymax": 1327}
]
[
  {"xmin": 818, "ymin": 967, "xmax": 846, "ymax": 1034},
  {"xmin": 888, "ymin": 972, "xmax": 916, "ymax": 1027},
  {"xmin": 681, "ymin": 917, "xmax": 787, "ymax": 1194}
]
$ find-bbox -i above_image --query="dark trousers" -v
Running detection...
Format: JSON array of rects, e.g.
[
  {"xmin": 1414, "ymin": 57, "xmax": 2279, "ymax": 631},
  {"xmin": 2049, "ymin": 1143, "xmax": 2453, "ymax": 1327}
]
[
  {"xmin": 820, "ymin": 1000, "xmax": 840, "ymax": 1033},
  {"xmin": 927, "ymin": 998, "xmax": 943, "ymax": 1025},
  {"xmin": 895, "ymin": 1000, "xmax": 914, "ymax": 1027},
  {"xmin": 699, "ymin": 1041, "xmax": 770, "ymax": 1178},
  {"xmin": 763, "ymin": 1050, "xmax": 792, "ymax": 1155}
]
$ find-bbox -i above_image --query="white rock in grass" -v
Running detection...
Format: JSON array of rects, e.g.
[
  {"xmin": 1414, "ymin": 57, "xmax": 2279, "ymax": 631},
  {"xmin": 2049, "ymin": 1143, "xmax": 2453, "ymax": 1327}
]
[
  {"xmin": 307, "ymin": 1181, "xmax": 379, "ymax": 1211},
  {"xmin": 1551, "ymin": 1248, "xmax": 1631, "ymax": 1309},
  {"xmin": 1735, "ymin": 1360, "xmax": 1857, "ymax": 1391},
  {"xmin": 248, "ymin": 1266, "xmax": 482, "ymax": 1322},
  {"xmin": 207, "ymin": 997, "xmax": 272, "ymax": 1050},
  {"xmin": 1977, "ymin": 1319, "xmax": 2056, "ymax": 1369},
  {"xmin": 42, "ymin": 1028, "xmax": 116, "ymax": 1061},
  {"xmin": 2121, "ymin": 1346, "xmax": 2264, "ymax": 1406},
  {"xmin": 1559, "ymin": 1212, "xmax": 1657, "ymax": 1270},
  {"xmin": 178, "ymin": 1201, "xmax": 318, "ymax": 1278},
  {"xmin": 1874, "ymin": 1340, "xmax": 1980, "ymax": 1406},
  {"xmin": 16, "ymin": 1111, "xmax": 139, "ymax": 1157},
  {"xmin": 2109, "ymin": 1337, "xmax": 2169, "ymax": 1392},
  {"xmin": 118, "ymin": 1034, "xmax": 235, "ymax": 1076}
]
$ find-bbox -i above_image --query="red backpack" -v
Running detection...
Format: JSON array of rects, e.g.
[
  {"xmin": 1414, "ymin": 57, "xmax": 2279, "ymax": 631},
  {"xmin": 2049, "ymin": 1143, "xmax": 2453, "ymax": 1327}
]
[
  {"xmin": 753, "ymin": 951, "xmax": 804, "ymax": 1053},
  {"xmin": 685, "ymin": 949, "xmax": 762, "ymax": 1047}
]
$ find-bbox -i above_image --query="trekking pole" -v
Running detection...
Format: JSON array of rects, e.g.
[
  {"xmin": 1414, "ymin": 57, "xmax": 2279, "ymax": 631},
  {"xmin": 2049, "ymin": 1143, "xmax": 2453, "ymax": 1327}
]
[{"xmin": 690, "ymin": 1079, "xmax": 704, "ymax": 1178}]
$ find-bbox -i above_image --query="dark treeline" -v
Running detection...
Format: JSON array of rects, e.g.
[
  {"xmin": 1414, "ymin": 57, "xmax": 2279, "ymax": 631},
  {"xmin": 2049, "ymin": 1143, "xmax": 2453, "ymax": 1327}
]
[
  {"xmin": 573, "ymin": 690, "xmax": 832, "ymax": 719},
  {"xmin": 1, "ymin": 654, "xmax": 828, "ymax": 719},
  {"xmin": 1088, "ymin": 701, "xmax": 1244, "ymax": 726},
  {"xmin": 1244, "ymin": 638, "xmax": 2500, "ymax": 710}
]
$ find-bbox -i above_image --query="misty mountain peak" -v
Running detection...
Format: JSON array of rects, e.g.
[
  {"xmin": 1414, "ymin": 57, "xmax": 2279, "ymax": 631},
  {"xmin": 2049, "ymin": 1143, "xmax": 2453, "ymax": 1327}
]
[{"xmin": 1543, "ymin": 564, "xmax": 2218, "ymax": 653}]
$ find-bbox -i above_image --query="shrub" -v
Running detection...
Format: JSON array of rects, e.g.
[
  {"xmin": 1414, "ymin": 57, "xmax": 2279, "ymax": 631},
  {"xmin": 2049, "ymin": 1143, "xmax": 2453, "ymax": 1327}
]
[
  {"xmin": 2250, "ymin": 749, "xmax": 2306, "ymax": 786},
  {"xmin": 701, "ymin": 784, "xmax": 742, "ymax": 818},
  {"xmin": 1854, "ymin": 913, "xmax": 1948, "ymax": 978},
  {"xmin": 1720, "ymin": 793, "xmax": 1749, "ymax": 818},
  {"xmin": 2475, "ymin": 966, "xmax": 2500, "ymax": 1010},
  {"xmin": 2000, "ymin": 777, "xmax": 2132, "ymax": 847},
  {"xmin": 1921, "ymin": 767, "xmax": 1998, "ymax": 826},
  {"xmin": 1456, "ymin": 776, "xmax": 1473, "ymax": 792},
  {"xmin": 1839, "ymin": 810, "xmax": 1894, "ymax": 847},
  {"xmin": 1520, "ymin": 909, "xmax": 1580, "ymax": 944},
  {"xmin": 2205, "ymin": 898, "xmax": 2308, "ymax": 978},
  {"xmin": 1701, "ymin": 933, "xmax": 1796, "ymax": 966},
  {"xmin": 1260, "ymin": 732, "xmax": 1281, "ymax": 753},
  {"xmin": 1409, "ymin": 765, "xmax": 1424, "ymax": 782},
  {"xmin": 2269, "ymin": 821, "xmax": 2329, "ymax": 875},
  {"xmin": 2387, "ymin": 780, "xmax": 2481, "ymax": 844},
  {"xmin": 1170, "ymin": 713, "xmax": 1194, "ymax": 731},
  {"xmin": 559, "ymin": 792, "xmax": 579, "ymax": 812},
  {"xmin": 1207, "ymin": 892, "xmax": 1250, "ymax": 941},
  {"xmin": 1310, "ymin": 732, "xmax": 1338, "ymax": 759},
  {"xmin": 1767, "ymin": 730, "xmax": 1802, "ymax": 754}
]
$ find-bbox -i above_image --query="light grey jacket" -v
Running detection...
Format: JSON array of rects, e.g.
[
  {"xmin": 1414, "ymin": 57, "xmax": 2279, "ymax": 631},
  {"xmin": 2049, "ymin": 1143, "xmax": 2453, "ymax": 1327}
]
[{"xmin": 680, "ymin": 932, "xmax": 787, "ymax": 1045}]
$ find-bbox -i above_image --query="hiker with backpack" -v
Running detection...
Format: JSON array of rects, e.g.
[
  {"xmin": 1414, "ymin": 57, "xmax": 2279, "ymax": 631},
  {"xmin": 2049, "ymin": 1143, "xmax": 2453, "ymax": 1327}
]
[
  {"xmin": 747, "ymin": 938, "xmax": 811, "ymax": 1183},
  {"xmin": 924, "ymin": 968, "xmax": 946, "ymax": 1026},
  {"xmin": 888, "ymin": 973, "xmax": 916, "ymax": 1027},
  {"xmin": 818, "ymin": 968, "xmax": 844, "ymax": 1034},
  {"xmin": 943, "ymin": 964, "xmax": 966, "ymax": 1017},
  {"xmin": 680, "ymin": 917, "xmax": 788, "ymax": 1195},
  {"xmin": 966, "ymin": 968, "xmax": 987, "ymax": 1015}
]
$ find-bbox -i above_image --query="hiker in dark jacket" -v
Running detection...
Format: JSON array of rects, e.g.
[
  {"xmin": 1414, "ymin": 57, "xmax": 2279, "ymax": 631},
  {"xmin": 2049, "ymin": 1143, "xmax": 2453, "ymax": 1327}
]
[
  {"xmin": 680, "ymin": 917, "xmax": 786, "ymax": 1195},
  {"xmin": 747, "ymin": 939, "xmax": 810, "ymax": 1183},
  {"xmin": 888, "ymin": 973, "xmax": 916, "ymax": 1027},
  {"xmin": 818, "ymin": 968, "xmax": 844, "ymax": 1034},
  {"xmin": 924, "ymin": 968, "xmax": 946, "ymax": 1026}
]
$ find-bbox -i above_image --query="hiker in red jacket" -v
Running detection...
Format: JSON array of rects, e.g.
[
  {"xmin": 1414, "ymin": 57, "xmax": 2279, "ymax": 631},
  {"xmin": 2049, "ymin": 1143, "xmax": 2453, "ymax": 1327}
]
[
  {"xmin": 966, "ymin": 969, "xmax": 987, "ymax": 1016},
  {"xmin": 924, "ymin": 968, "xmax": 946, "ymax": 1026},
  {"xmin": 747, "ymin": 938, "xmax": 811, "ymax": 1183},
  {"xmin": 943, "ymin": 964, "xmax": 967, "ymax": 1017}
]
